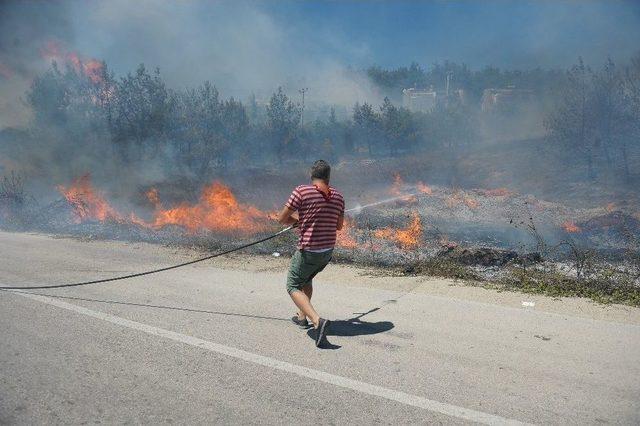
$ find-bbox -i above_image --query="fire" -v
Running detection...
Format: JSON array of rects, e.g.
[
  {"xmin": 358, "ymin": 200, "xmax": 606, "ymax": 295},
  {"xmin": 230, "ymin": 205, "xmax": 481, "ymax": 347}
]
[
  {"xmin": 146, "ymin": 188, "xmax": 161, "ymax": 208},
  {"xmin": 82, "ymin": 59, "xmax": 106, "ymax": 84},
  {"xmin": 374, "ymin": 211, "xmax": 422, "ymax": 250},
  {"xmin": 606, "ymin": 203, "xmax": 616, "ymax": 213},
  {"xmin": 446, "ymin": 191, "xmax": 478, "ymax": 209},
  {"xmin": 336, "ymin": 217, "xmax": 357, "ymax": 248},
  {"xmin": 464, "ymin": 197, "xmax": 479, "ymax": 209},
  {"xmin": 562, "ymin": 221, "xmax": 582, "ymax": 233},
  {"xmin": 58, "ymin": 175, "xmax": 269, "ymax": 235},
  {"xmin": 40, "ymin": 39, "xmax": 105, "ymax": 84},
  {"xmin": 389, "ymin": 173, "xmax": 417, "ymax": 204},
  {"xmin": 390, "ymin": 173, "xmax": 404, "ymax": 196},
  {"xmin": 148, "ymin": 182, "xmax": 268, "ymax": 234},
  {"xmin": 57, "ymin": 174, "xmax": 123, "ymax": 223},
  {"xmin": 417, "ymin": 182, "xmax": 433, "ymax": 195}
]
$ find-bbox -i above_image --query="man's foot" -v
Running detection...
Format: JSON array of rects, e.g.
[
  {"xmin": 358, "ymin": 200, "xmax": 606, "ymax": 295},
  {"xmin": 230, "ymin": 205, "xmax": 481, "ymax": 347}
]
[
  {"xmin": 315, "ymin": 318, "xmax": 330, "ymax": 347},
  {"xmin": 291, "ymin": 315, "xmax": 311, "ymax": 329}
]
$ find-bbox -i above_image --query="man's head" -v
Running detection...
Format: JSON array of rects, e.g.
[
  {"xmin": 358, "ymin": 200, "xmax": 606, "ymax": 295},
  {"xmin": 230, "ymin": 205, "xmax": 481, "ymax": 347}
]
[{"xmin": 310, "ymin": 160, "xmax": 331, "ymax": 183}]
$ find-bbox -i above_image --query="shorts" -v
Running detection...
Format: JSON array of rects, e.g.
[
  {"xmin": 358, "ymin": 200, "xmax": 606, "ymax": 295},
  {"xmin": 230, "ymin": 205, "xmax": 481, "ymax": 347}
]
[{"xmin": 286, "ymin": 249, "xmax": 333, "ymax": 294}]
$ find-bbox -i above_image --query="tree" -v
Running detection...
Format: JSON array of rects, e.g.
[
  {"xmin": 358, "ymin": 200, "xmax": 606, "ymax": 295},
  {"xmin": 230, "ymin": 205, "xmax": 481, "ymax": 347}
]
[
  {"xmin": 220, "ymin": 97, "xmax": 249, "ymax": 168},
  {"xmin": 379, "ymin": 97, "xmax": 417, "ymax": 155},
  {"xmin": 109, "ymin": 65, "xmax": 173, "ymax": 160},
  {"xmin": 247, "ymin": 92, "xmax": 260, "ymax": 124},
  {"xmin": 619, "ymin": 53, "xmax": 640, "ymax": 181},
  {"xmin": 545, "ymin": 58, "xmax": 597, "ymax": 179},
  {"xmin": 590, "ymin": 58, "xmax": 625, "ymax": 170},
  {"xmin": 266, "ymin": 87, "xmax": 301, "ymax": 165},
  {"xmin": 352, "ymin": 102, "xmax": 380, "ymax": 156}
]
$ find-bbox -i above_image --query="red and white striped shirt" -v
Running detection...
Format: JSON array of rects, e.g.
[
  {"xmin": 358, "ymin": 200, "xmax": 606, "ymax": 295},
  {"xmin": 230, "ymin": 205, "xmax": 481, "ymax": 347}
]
[{"xmin": 285, "ymin": 184, "xmax": 345, "ymax": 250}]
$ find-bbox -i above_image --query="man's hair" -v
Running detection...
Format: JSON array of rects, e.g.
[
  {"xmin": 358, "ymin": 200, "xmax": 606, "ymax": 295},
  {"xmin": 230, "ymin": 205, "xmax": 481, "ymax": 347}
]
[{"xmin": 310, "ymin": 160, "xmax": 331, "ymax": 181}]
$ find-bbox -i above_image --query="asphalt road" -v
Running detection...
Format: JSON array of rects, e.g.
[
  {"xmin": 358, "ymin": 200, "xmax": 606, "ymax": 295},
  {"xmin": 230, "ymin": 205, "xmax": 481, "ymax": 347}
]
[{"xmin": 1, "ymin": 231, "xmax": 639, "ymax": 425}]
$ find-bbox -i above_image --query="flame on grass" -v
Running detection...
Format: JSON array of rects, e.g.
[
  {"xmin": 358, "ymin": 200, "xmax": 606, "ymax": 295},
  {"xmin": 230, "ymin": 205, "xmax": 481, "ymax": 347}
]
[
  {"xmin": 389, "ymin": 173, "xmax": 418, "ymax": 203},
  {"xmin": 147, "ymin": 182, "xmax": 268, "ymax": 234},
  {"xmin": 417, "ymin": 182, "xmax": 433, "ymax": 195},
  {"xmin": 562, "ymin": 221, "xmax": 582, "ymax": 233},
  {"xmin": 374, "ymin": 212, "xmax": 423, "ymax": 250},
  {"xmin": 57, "ymin": 174, "xmax": 123, "ymax": 223},
  {"xmin": 58, "ymin": 176, "xmax": 269, "ymax": 235},
  {"xmin": 445, "ymin": 191, "xmax": 479, "ymax": 210},
  {"xmin": 336, "ymin": 217, "xmax": 358, "ymax": 248},
  {"xmin": 390, "ymin": 173, "xmax": 404, "ymax": 197}
]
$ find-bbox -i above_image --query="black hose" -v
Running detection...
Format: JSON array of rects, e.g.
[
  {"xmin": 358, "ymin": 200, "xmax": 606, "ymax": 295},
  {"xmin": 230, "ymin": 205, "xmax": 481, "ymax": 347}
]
[
  {"xmin": 0, "ymin": 196, "xmax": 407, "ymax": 291},
  {"xmin": 0, "ymin": 225, "xmax": 295, "ymax": 290}
]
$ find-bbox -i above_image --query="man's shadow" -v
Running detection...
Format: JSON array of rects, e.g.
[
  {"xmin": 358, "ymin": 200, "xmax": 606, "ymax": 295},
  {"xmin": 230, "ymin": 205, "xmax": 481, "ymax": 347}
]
[{"xmin": 306, "ymin": 307, "xmax": 394, "ymax": 349}]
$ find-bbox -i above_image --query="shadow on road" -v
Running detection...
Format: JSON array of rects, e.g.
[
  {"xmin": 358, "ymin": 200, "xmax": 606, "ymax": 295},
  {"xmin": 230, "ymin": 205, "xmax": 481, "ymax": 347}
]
[
  {"xmin": 7, "ymin": 291, "xmax": 395, "ymax": 350},
  {"xmin": 306, "ymin": 307, "xmax": 395, "ymax": 350}
]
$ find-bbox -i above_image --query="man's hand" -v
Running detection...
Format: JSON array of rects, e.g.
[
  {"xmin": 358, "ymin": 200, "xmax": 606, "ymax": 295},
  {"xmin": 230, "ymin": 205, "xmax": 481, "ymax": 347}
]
[{"xmin": 277, "ymin": 206, "xmax": 299, "ymax": 225}]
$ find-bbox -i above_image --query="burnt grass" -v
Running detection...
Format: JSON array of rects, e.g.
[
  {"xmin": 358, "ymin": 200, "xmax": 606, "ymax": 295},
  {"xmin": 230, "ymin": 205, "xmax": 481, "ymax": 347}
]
[
  {"xmin": 2, "ymin": 146, "xmax": 640, "ymax": 307},
  {"xmin": 2, "ymin": 208, "xmax": 639, "ymax": 307}
]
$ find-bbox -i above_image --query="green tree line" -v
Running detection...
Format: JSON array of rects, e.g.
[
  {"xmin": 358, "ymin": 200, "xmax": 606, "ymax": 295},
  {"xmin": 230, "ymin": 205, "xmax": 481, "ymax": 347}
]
[{"xmin": 19, "ymin": 55, "xmax": 640, "ymax": 184}]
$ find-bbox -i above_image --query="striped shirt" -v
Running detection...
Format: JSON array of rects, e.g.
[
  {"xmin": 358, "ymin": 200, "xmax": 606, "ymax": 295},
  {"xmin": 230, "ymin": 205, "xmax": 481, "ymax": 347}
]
[{"xmin": 285, "ymin": 184, "xmax": 345, "ymax": 250}]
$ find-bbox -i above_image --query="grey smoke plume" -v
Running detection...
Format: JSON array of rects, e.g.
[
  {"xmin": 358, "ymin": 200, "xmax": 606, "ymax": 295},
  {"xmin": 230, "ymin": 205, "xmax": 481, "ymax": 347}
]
[{"xmin": 0, "ymin": 0, "xmax": 381, "ymax": 128}]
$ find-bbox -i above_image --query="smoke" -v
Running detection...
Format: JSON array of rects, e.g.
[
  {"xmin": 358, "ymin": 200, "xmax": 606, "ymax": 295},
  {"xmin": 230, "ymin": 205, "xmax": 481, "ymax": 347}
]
[
  {"xmin": 0, "ymin": 2, "xmax": 73, "ymax": 127},
  {"xmin": 2, "ymin": 1, "xmax": 639, "ymax": 128},
  {"xmin": 0, "ymin": 0, "xmax": 383, "ymax": 128}
]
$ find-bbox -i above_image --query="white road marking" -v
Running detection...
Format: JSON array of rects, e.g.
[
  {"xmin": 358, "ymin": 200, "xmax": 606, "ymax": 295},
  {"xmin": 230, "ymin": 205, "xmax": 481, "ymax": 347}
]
[{"xmin": 14, "ymin": 291, "xmax": 532, "ymax": 425}]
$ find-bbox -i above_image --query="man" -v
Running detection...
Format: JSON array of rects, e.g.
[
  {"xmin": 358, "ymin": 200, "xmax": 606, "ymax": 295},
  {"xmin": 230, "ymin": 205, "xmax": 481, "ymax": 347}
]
[{"xmin": 277, "ymin": 160, "xmax": 345, "ymax": 347}]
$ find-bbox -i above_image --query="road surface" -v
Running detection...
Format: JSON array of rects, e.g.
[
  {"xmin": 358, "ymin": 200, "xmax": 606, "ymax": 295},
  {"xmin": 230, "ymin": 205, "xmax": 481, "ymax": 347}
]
[{"xmin": 1, "ymin": 231, "xmax": 639, "ymax": 424}]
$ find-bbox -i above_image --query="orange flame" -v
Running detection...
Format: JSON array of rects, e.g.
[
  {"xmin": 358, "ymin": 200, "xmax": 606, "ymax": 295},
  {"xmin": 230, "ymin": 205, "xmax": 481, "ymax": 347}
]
[
  {"xmin": 417, "ymin": 182, "xmax": 433, "ymax": 195},
  {"xmin": 148, "ymin": 182, "xmax": 268, "ymax": 234},
  {"xmin": 446, "ymin": 192, "xmax": 478, "ymax": 209},
  {"xmin": 336, "ymin": 217, "xmax": 357, "ymax": 248},
  {"xmin": 41, "ymin": 39, "xmax": 105, "ymax": 84},
  {"xmin": 605, "ymin": 203, "xmax": 616, "ymax": 213},
  {"xmin": 58, "ymin": 176, "xmax": 269, "ymax": 235},
  {"xmin": 57, "ymin": 174, "xmax": 123, "ymax": 223},
  {"xmin": 464, "ymin": 197, "xmax": 479, "ymax": 209},
  {"xmin": 82, "ymin": 59, "xmax": 105, "ymax": 84},
  {"xmin": 389, "ymin": 173, "xmax": 417, "ymax": 204},
  {"xmin": 146, "ymin": 188, "xmax": 161, "ymax": 208},
  {"xmin": 390, "ymin": 173, "xmax": 404, "ymax": 196},
  {"xmin": 561, "ymin": 221, "xmax": 581, "ymax": 233},
  {"xmin": 374, "ymin": 212, "xmax": 422, "ymax": 250}
]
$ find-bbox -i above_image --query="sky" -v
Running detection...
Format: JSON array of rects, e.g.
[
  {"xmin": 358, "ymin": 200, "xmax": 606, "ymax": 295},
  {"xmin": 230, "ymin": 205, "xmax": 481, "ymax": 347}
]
[
  {"xmin": 1, "ymin": 0, "xmax": 639, "ymax": 127},
  {"xmin": 259, "ymin": 0, "xmax": 640, "ymax": 69}
]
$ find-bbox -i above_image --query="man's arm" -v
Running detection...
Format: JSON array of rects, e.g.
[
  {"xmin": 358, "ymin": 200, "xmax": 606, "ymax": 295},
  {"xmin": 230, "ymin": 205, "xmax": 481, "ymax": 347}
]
[
  {"xmin": 277, "ymin": 206, "xmax": 299, "ymax": 225},
  {"xmin": 336, "ymin": 213, "xmax": 344, "ymax": 230}
]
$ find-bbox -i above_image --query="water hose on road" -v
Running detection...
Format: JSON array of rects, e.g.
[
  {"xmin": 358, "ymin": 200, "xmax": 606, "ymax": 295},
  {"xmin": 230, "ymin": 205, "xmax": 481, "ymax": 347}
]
[
  {"xmin": 0, "ymin": 193, "xmax": 421, "ymax": 291},
  {"xmin": 0, "ymin": 225, "xmax": 296, "ymax": 290}
]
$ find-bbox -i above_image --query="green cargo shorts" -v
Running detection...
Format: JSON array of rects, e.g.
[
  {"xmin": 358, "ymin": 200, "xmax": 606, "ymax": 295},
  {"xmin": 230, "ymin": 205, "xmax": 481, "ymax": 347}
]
[{"xmin": 286, "ymin": 249, "xmax": 334, "ymax": 294}]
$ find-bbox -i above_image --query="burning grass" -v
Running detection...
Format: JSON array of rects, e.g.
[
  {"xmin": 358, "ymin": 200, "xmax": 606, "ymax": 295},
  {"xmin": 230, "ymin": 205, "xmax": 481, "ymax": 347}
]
[
  {"xmin": 373, "ymin": 212, "xmax": 423, "ymax": 250},
  {"xmin": 58, "ymin": 174, "xmax": 124, "ymax": 223},
  {"xmin": 2, "ymin": 169, "xmax": 639, "ymax": 307},
  {"xmin": 146, "ymin": 182, "xmax": 270, "ymax": 234},
  {"xmin": 56, "ymin": 174, "xmax": 272, "ymax": 235}
]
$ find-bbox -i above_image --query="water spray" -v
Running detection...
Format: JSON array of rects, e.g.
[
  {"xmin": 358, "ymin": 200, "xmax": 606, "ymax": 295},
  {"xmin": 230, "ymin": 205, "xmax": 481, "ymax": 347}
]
[
  {"xmin": 0, "ymin": 192, "xmax": 424, "ymax": 290},
  {"xmin": 345, "ymin": 193, "xmax": 419, "ymax": 215}
]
